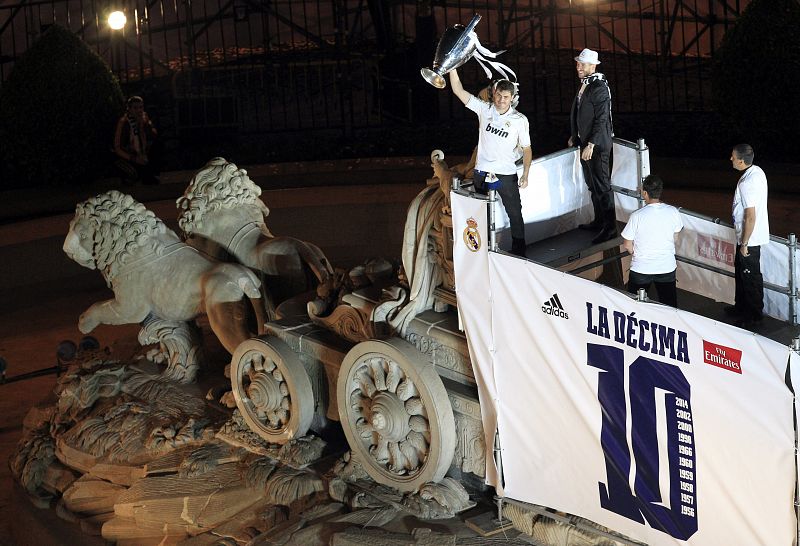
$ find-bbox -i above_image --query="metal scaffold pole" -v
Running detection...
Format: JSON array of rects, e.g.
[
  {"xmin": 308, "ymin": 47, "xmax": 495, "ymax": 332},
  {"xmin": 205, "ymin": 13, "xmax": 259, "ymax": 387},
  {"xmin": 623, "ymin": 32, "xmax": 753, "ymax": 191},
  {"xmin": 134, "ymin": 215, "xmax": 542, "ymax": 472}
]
[
  {"xmin": 789, "ymin": 233, "xmax": 798, "ymax": 326},
  {"xmin": 636, "ymin": 138, "xmax": 648, "ymax": 208},
  {"xmin": 493, "ymin": 428, "xmax": 505, "ymax": 523},
  {"xmin": 488, "ymin": 189, "xmax": 498, "ymax": 251},
  {"xmin": 792, "ymin": 337, "xmax": 800, "ymax": 546}
]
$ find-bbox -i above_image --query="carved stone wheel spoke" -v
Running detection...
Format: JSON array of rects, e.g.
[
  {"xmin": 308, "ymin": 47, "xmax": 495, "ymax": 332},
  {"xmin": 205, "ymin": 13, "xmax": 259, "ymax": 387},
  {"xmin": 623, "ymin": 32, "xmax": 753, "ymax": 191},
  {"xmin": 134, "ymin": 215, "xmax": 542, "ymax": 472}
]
[
  {"xmin": 231, "ymin": 336, "xmax": 314, "ymax": 443},
  {"xmin": 338, "ymin": 339, "xmax": 456, "ymax": 492}
]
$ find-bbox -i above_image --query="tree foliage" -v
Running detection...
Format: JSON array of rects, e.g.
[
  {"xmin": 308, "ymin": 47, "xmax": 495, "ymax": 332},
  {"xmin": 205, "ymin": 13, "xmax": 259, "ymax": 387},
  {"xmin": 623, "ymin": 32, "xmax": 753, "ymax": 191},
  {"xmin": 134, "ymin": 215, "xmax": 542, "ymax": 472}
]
[
  {"xmin": 0, "ymin": 25, "xmax": 125, "ymax": 188},
  {"xmin": 712, "ymin": 0, "xmax": 800, "ymax": 156}
]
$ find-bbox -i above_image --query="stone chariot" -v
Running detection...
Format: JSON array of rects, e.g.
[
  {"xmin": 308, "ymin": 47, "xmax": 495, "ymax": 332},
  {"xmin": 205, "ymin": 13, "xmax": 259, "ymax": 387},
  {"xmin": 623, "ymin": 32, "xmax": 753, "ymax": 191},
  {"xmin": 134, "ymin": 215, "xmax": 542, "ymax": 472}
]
[
  {"xmin": 177, "ymin": 154, "xmax": 483, "ymax": 493},
  {"xmin": 61, "ymin": 152, "xmax": 486, "ymax": 495}
]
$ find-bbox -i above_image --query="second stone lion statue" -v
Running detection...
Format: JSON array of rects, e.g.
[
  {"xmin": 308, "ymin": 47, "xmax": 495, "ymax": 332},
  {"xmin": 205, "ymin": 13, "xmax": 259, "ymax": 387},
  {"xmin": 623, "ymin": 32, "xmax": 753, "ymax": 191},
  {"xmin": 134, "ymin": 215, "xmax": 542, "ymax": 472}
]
[
  {"xmin": 63, "ymin": 190, "xmax": 264, "ymax": 361},
  {"xmin": 177, "ymin": 158, "xmax": 333, "ymax": 320}
]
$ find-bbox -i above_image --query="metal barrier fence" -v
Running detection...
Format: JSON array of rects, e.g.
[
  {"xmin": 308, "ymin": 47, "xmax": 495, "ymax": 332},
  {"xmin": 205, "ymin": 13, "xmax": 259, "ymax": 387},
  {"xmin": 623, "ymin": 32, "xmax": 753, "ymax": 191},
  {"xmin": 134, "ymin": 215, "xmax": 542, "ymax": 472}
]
[
  {"xmin": 1, "ymin": 0, "xmax": 749, "ymax": 135},
  {"xmin": 613, "ymin": 137, "xmax": 799, "ymax": 325},
  {"xmin": 465, "ymin": 136, "xmax": 799, "ymax": 326}
]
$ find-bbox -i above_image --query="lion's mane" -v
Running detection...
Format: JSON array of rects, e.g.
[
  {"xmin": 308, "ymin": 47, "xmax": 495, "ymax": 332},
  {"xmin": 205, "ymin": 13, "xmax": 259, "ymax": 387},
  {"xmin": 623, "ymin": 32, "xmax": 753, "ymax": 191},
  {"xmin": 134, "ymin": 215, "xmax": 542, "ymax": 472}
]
[
  {"xmin": 177, "ymin": 157, "xmax": 269, "ymax": 235},
  {"xmin": 73, "ymin": 190, "xmax": 168, "ymax": 283}
]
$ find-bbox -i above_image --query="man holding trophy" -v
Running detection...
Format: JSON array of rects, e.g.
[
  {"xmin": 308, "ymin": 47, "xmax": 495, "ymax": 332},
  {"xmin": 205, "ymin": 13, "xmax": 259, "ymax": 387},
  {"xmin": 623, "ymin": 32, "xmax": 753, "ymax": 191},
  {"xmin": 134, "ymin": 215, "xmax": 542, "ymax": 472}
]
[
  {"xmin": 419, "ymin": 13, "xmax": 531, "ymax": 256},
  {"xmin": 449, "ymin": 68, "xmax": 532, "ymax": 257}
]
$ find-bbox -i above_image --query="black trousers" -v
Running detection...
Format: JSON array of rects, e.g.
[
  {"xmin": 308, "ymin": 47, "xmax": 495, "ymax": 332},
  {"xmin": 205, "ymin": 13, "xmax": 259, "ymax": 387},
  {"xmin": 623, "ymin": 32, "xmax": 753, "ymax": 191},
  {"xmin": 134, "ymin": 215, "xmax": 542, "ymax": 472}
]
[
  {"xmin": 474, "ymin": 171, "xmax": 525, "ymax": 240},
  {"xmin": 580, "ymin": 151, "xmax": 615, "ymax": 229},
  {"xmin": 734, "ymin": 244, "xmax": 764, "ymax": 320},
  {"xmin": 627, "ymin": 269, "xmax": 678, "ymax": 308}
]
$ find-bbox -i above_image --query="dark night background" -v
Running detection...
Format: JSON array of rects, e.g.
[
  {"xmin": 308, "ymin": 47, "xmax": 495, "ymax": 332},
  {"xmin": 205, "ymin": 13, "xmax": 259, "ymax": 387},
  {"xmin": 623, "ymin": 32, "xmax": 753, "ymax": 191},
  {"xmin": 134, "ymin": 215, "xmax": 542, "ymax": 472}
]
[{"xmin": 0, "ymin": 0, "xmax": 798, "ymax": 191}]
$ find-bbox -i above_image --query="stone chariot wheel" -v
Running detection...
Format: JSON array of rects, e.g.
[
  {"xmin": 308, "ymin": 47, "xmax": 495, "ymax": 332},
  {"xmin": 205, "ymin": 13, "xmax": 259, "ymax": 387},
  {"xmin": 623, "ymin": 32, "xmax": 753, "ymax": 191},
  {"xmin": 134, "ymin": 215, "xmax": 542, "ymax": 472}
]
[
  {"xmin": 337, "ymin": 338, "xmax": 456, "ymax": 492},
  {"xmin": 230, "ymin": 336, "xmax": 314, "ymax": 443}
]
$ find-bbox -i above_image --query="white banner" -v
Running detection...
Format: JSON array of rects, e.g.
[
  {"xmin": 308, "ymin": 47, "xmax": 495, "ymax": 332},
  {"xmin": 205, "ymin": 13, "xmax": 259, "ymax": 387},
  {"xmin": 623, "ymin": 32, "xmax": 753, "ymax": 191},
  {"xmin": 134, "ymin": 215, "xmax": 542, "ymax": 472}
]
[
  {"xmin": 450, "ymin": 191, "xmax": 501, "ymax": 489},
  {"xmin": 493, "ymin": 149, "xmax": 592, "ymax": 248},
  {"xmin": 673, "ymin": 213, "xmax": 791, "ymax": 321},
  {"xmin": 675, "ymin": 213, "xmax": 736, "ymax": 309},
  {"xmin": 484, "ymin": 254, "xmax": 795, "ymax": 545},
  {"xmin": 493, "ymin": 142, "xmax": 649, "ymax": 247}
]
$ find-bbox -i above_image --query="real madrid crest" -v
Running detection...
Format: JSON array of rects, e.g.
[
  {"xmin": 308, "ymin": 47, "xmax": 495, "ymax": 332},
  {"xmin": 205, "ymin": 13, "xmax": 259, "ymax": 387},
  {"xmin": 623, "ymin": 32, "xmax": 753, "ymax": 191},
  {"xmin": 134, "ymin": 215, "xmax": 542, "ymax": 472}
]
[{"xmin": 463, "ymin": 217, "xmax": 481, "ymax": 252}]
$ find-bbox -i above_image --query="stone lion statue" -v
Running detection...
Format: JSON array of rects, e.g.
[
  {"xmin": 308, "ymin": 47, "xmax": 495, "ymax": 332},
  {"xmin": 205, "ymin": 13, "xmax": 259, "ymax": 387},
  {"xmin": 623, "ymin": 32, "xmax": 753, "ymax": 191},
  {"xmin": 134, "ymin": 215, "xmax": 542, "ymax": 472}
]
[
  {"xmin": 63, "ymin": 190, "xmax": 263, "ymax": 359},
  {"xmin": 177, "ymin": 158, "xmax": 333, "ymax": 319}
]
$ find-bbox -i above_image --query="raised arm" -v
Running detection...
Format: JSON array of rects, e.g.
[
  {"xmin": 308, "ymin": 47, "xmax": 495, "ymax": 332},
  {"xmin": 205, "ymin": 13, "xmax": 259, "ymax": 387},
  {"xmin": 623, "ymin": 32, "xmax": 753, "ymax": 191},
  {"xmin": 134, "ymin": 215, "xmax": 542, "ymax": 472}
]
[{"xmin": 449, "ymin": 69, "xmax": 472, "ymax": 105}]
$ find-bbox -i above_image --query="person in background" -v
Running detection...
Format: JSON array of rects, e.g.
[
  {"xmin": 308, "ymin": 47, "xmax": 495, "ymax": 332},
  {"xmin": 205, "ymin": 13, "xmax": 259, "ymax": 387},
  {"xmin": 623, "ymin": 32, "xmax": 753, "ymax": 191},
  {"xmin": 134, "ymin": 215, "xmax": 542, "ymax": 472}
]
[
  {"xmin": 113, "ymin": 96, "xmax": 159, "ymax": 185},
  {"xmin": 449, "ymin": 68, "xmax": 532, "ymax": 256},
  {"xmin": 621, "ymin": 174, "xmax": 684, "ymax": 307},
  {"xmin": 725, "ymin": 143, "xmax": 770, "ymax": 330},
  {"xmin": 569, "ymin": 48, "xmax": 616, "ymax": 244}
]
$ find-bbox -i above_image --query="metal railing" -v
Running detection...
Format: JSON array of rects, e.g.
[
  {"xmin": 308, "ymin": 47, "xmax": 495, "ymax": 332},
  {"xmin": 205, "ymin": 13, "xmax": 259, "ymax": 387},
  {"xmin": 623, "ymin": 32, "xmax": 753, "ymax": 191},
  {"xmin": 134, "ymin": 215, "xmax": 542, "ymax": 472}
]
[{"xmin": 474, "ymin": 136, "xmax": 800, "ymax": 326}]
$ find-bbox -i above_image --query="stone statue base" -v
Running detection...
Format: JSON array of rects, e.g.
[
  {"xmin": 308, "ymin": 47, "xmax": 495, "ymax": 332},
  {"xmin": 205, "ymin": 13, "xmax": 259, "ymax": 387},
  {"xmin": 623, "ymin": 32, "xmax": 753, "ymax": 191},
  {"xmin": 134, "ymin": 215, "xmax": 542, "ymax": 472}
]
[{"xmin": 9, "ymin": 333, "xmax": 485, "ymax": 545}]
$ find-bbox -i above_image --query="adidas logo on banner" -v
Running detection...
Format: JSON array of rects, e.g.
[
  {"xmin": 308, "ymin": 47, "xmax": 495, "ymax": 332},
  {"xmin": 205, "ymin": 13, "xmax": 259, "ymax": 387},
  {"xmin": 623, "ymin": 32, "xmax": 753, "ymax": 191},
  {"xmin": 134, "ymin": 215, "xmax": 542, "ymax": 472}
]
[{"xmin": 541, "ymin": 293, "xmax": 569, "ymax": 319}]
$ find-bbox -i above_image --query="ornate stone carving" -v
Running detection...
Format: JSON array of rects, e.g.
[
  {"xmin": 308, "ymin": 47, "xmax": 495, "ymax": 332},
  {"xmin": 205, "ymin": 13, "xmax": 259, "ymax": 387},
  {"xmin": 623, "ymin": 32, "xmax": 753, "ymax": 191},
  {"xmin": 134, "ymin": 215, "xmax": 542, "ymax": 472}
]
[
  {"xmin": 57, "ymin": 385, "xmax": 212, "ymax": 464},
  {"xmin": 177, "ymin": 157, "xmax": 334, "ymax": 317},
  {"xmin": 10, "ymin": 430, "xmax": 55, "ymax": 494},
  {"xmin": 277, "ymin": 435, "xmax": 326, "ymax": 469},
  {"xmin": 10, "ymin": 153, "xmax": 511, "ymax": 544},
  {"xmin": 243, "ymin": 455, "xmax": 279, "ymax": 490},
  {"xmin": 138, "ymin": 316, "xmax": 204, "ymax": 383},
  {"xmin": 454, "ymin": 410, "xmax": 486, "ymax": 478},
  {"xmin": 216, "ymin": 410, "xmax": 281, "ymax": 457},
  {"xmin": 405, "ymin": 331, "xmax": 472, "ymax": 379},
  {"xmin": 402, "ymin": 477, "xmax": 475, "ymax": 519},
  {"xmin": 310, "ymin": 300, "xmax": 377, "ymax": 343},
  {"xmin": 63, "ymin": 190, "xmax": 263, "ymax": 366},
  {"xmin": 332, "ymin": 451, "xmax": 371, "ymax": 484},
  {"xmin": 306, "ymin": 266, "xmax": 398, "ymax": 343},
  {"xmin": 54, "ymin": 363, "xmax": 129, "ymax": 422},
  {"xmin": 262, "ymin": 466, "xmax": 325, "ymax": 506}
]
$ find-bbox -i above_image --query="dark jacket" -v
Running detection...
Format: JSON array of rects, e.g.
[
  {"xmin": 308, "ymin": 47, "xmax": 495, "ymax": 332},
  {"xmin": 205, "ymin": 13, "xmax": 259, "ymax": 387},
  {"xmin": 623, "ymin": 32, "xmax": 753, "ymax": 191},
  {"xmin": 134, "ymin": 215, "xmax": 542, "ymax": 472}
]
[{"xmin": 570, "ymin": 75, "xmax": 613, "ymax": 153}]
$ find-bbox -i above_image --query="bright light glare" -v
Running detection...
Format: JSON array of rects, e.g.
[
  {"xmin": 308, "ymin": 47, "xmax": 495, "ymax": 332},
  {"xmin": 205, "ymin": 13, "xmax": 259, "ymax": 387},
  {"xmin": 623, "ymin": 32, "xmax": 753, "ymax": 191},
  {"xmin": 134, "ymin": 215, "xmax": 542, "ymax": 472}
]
[{"xmin": 108, "ymin": 11, "xmax": 126, "ymax": 30}]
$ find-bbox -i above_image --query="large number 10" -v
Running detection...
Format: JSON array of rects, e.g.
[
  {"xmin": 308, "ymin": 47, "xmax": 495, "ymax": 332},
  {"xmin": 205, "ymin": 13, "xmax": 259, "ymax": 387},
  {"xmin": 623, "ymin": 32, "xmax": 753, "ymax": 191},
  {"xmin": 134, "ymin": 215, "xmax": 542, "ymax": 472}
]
[{"xmin": 588, "ymin": 343, "xmax": 698, "ymax": 540}]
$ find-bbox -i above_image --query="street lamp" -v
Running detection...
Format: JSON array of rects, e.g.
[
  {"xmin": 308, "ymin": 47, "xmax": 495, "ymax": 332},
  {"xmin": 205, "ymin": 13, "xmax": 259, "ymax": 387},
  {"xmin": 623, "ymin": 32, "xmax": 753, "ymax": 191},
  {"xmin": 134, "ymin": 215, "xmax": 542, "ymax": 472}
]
[
  {"xmin": 107, "ymin": 10, "xmax": 126, "ymax": 79},
  {"xmin": 108, "ymin": 10, "xmax": 127, "ymax": 30}
]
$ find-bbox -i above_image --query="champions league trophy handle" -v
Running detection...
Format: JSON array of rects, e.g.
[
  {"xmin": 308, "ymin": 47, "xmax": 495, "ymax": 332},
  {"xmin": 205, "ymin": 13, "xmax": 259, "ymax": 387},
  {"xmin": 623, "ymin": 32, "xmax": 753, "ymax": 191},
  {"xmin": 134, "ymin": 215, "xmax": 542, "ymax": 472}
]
[
  {"xmin": 420, "ymin": 14, "xmax": 483, "ymax": 89},
  {"xmin": 420, "ymin": 14, "xmax": 516, "ymax": 89}
]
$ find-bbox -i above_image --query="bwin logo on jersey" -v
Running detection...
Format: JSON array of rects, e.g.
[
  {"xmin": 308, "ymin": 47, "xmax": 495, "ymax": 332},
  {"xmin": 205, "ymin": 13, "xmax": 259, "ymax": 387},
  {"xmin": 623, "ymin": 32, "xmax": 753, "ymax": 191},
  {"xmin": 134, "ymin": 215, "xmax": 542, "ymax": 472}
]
[
  {"xmin": 542, "ymin": 293, "xmax": 569, "ymax": 319},
  {"xmin": 485, "ymin": 124, "xmax": 509, "ymax": 138}
]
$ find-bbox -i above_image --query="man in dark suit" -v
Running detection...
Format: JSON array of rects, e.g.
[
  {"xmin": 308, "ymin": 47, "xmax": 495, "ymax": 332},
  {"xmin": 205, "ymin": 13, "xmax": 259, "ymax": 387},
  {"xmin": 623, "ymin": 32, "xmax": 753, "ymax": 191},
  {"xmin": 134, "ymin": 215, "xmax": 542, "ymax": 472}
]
[{"xmin": 569, "ymin": 48, "xmax": 616, "ymax": 244}]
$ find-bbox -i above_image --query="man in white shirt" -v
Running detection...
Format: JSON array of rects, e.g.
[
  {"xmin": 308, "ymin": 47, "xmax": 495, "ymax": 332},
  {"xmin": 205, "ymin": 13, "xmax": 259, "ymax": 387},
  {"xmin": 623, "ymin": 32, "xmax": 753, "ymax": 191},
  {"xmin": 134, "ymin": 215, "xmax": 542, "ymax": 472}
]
[
  {"xmin": 621, "ymin": 174, "xmax": 684, "ymax": 307},
  {"xmin": 449, "ymin": 68, "xmax": 532, "ymax": 256},
  {"xmin": 725, "ymin": 143, "xmax": 770, "ymax": 329}
]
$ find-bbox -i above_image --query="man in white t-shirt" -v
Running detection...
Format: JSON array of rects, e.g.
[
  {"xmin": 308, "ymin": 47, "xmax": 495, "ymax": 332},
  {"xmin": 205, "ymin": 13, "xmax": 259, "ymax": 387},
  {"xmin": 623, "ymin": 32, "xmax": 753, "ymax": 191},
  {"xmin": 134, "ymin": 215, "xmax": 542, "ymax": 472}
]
[
  {"xmin": 449, "ymin": 68, "xmax": 532, "ymax": 256},
  {"xmin": 621, "ymin": 174, "xmax": 684, "ymax": 307},
  {"xmin": 725, "ymin": 143, "xmax": 770, "ymax": 329}
]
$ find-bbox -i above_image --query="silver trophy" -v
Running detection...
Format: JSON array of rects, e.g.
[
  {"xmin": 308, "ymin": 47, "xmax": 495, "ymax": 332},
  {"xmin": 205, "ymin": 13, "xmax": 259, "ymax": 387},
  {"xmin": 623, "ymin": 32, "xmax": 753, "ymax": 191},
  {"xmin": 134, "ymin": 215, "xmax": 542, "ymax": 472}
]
[
  {"xmin": 420, "ymin": 14, "xmax": 482, "ymax": 89},
  {"xmin": 420, "ymin": 14, "xmax": 515, "ymax": 89}
]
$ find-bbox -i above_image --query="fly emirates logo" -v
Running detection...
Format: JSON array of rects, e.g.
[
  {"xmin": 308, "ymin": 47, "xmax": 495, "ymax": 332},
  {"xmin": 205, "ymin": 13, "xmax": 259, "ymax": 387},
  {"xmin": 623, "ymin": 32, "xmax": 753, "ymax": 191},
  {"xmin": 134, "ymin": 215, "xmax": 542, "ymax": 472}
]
[{"xmin": 703, "ymin": 340, "xmax": 742, "ymax": 374}]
